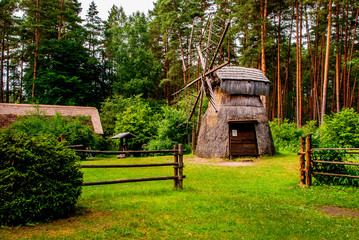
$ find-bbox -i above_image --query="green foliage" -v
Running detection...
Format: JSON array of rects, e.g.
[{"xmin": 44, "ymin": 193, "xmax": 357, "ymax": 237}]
[
  {"xmin": 319, "ymin": 108, "xmax": 359, "ymax": 148},
  {"xmin": 146, "ymin": 106, "xmax": 191, "ymax": 151},
  {"xmin": 102, "ymin": 96, "xmax": 191, "ymax": 151},
  {"xmin": 8, "ymin": 109, "xmax": 98, "ymax": 148},
  {"xmin": 269, "ymin": 119, "xmax": 306, "ymax": 153},
  {"xmin": 0, "ymin": 131, "xmax": 83, "ymax": 226},
  {"xmin": 105, "ymin": 9, "xmax": 161, "ymax": 98},
  {"xmin": 312, "ymin": 150, "xmax": 359, "ymax": 187},
  {"xmin": 100, "ymin": 95, "xmax": 138, "ymax": 137},
  {"xmin": 24, "ymin": 39, "xmax": 107, "ymax": 107},
  {"xmin": 114, "ymin": 97, "xmax": 161, "ymax": 149}
]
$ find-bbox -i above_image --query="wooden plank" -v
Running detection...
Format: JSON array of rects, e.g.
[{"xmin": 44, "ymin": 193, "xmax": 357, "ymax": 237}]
[
  {"xmin": 83, "ymin": 175, "xmax": 187, "ymax": 186},
  {"xmin": 66, "ymin": 144, "xmax": 83, "ymax": 148},
  {"xmin": 306, "ymin": 134, "xmax": 312, "ymax": 187},
  {"xmin": 178, "ymin": 144, "xmax": 184, "ymax": 189},
  {"xmin": 312, "ymin": 172, "xmax": 359, "ymax": 179},
  {"xmin": 75, "ymin": 150, "xmax": 176, "ymax": 154},
  {"xmin": 81, "ymin": 163, "xmax": 176, "ymax": 168},
  {"xmin": 172, "ymin": 61, "xmax": 229, "ymax": 96},
  {"xmin": 174, "ymin": 144, "xmax": 179, "ymax": 188},
  {"xmin": 313, "ymin": 148, "xmax": 359, "ymax": 151},
  {"xmin": 312, "ymin": 160, "xmax": 359, "ymax": 166},
  {"xmin": 299, "ymin": 137, "xmax": 306, "ymax": 186}
]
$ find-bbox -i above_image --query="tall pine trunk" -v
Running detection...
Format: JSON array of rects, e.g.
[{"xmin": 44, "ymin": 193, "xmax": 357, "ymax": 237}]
[
  {"xmin": 320, "ymin": 0, "xmax": 333, "ymax": 124},
  {"xmin": 277, "ymin": 9, "xmax": 282, "ymax": 119},
  {"xmin": 295, "ymin": 1, "xmax": 302, "ymax": 126},
  {"xmin": 58, "ymin": 0, "xmax": 65, "ymax": 40},
  {"xmin": 260, "ymin": 0, "xmax": 267, "ymax": 111},
  {"xmin": 0, "ymin": 34, "xmax": 4, "ymax": 103},
  {"xmin": 32, "ymin": 0, "xmax": 40, "ymax": 98}
]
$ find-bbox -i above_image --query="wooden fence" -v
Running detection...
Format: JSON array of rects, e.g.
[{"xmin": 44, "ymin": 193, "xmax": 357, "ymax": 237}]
[
  {"xmin": 75, "ymin": 144, "xmax": 185, "ymax": 189},
  {"xmin": 298, "ymin": 134, "xmax": 359, "ymax": 187}
]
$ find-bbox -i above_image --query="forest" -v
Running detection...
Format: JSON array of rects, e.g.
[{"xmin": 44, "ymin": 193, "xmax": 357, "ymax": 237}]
[{"xmin": 0, "ymin": 0, "xmax": 358, "ymax": 141}]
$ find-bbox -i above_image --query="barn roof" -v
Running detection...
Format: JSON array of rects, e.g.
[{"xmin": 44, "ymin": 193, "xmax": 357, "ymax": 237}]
[
  {"xmin": 214, "ymin": 66, "xmax": 270, "ymax": 83},
  {"xmin": 110, "ymin": 132, "xmax": 139, "ymax": 139},
  {"xmin": 0, "ymin": 103, "xmax": 103, "ymax": 134}
]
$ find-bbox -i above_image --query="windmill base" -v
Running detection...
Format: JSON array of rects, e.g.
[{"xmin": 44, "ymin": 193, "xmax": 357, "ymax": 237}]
[{"xmin": 196, "ymin": 91, "xmax": 275, "ymax": 158}]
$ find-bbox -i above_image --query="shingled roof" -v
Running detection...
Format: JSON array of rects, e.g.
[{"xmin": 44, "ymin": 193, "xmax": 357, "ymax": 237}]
[
  {"xmin": 213, "ymin": 66, "xmax": 270, "ymax": 96},
  {"xmin": 0, "ymin": 103, "xmax": 103, "ymax": 134},
  {"xmin": 214, "ymin": 66, "xmax": 270, "ymax": 82}
]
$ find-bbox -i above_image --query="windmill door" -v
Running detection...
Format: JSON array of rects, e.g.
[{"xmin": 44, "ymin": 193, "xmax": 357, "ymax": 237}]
[{"xmin": 229, "ymin": 121, "xmax": 258, "ymax": 157}]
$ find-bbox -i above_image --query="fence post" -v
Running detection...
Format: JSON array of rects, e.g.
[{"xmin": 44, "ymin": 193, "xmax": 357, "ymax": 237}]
[
  {"xmin": 305, "ymin": 134, "xmax": 312, "ymax": 187},
  {"xmin": 173, "ymin": 144, "xmax": 179, "ymax": 188},
  {"xmin": 178, "ymin": 144, "xmax": 184, "ymax": 189},
  {"xmin": 299, "ymin": 136, "xmax": 306, "ymax": 186}
]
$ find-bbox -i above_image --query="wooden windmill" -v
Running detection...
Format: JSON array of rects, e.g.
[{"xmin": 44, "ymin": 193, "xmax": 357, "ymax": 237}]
[
  {"xmin": 174, "ymin": 15, "xmax": 231, "ymax": 147},
  {"xmin": 176, "ymin": 15, "xmax": 275, "ymax": 158}
]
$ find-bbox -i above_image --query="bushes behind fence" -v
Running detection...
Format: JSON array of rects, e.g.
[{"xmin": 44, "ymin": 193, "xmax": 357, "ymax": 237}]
[
  {"xmin": 0, "ymin": 130, "xmax": 83, "ymax": 226},
  {"xmin": 311, "ymin": 149, "xmax": 359, "ymax": 187}
]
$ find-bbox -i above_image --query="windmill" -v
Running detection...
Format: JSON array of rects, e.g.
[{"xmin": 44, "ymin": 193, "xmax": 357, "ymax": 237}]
[
  {"xmin": 174, "ymin": 15, "xmax": 231, "ymax": 148},
  {"xmin": 175, "ymin": 15, "xmax": 275, "ymax": 158}
]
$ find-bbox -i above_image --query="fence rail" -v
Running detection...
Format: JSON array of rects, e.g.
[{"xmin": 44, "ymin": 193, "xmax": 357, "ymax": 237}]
[
  {"xmin": 298, "ymin": 134, "xmax": 359, "ymax": 187},
  {"xmin": 77, "ymin": 144, "xmax": 185, "ymax": 189}
]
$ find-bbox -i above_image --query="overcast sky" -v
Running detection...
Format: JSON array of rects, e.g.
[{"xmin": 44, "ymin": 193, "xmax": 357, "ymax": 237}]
[{"xmin": 79, "ymin": 0, "xmax": 156, "ymax": 20}]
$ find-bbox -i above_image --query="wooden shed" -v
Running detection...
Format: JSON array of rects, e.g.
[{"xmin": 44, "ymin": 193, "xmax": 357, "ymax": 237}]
[
  {"xmin": 196, "ymin": 66, "xmax": 275, "ymax": 158},
  {"xmin": 110, "ymin": 132, "xmax": 139, "ymax": 151},
  {"xmin": 0, "ymin": 103, "xmax": 103, "ymax": 134}
]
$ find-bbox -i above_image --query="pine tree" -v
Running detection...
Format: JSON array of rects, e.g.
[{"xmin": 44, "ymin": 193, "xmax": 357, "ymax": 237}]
[{"xmin": 85, "ymin": 1, "xmax": 103, "ymax": 58}]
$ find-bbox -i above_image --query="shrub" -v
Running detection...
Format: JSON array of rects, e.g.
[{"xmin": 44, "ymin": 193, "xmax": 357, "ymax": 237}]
[
  {"xmin": 114, "ymin": 100, "xmax": 160, "ymax": 149},
  {"xmin": 269, "ymin": 119, "xmax": 306, "ymax": 153},
  {"xmin": 0, "ymin": 131, "xmax": 83, "ymax": 226},
  {"xmin": 8, "ymin": 111, "xmax": 98, "ymax": 148},
  {"xmin": 312, "ymin": 149, "xmax": 359, "ymax": 186},
  {"xmin": 319, "ymin": 108, "xmax": 359, "ymax": 148},
  {"xmin": 145, "ymin": 106, "xmax": 192, "ymax": 153}
]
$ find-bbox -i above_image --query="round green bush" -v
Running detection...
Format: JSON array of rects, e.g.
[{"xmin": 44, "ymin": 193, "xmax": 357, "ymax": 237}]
[
  {"xmin": 0, "ymin": 131, "xmax": 83, "ymax": 226},
  {"xmin": 319, "ymin": 108, "xmax": 359, "ymax": 148}
]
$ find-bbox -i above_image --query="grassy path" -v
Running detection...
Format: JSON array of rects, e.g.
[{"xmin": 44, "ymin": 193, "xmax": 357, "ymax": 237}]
[{"xmin": 1, "ymin": 154, "xmax": 359, "ymax": 239}]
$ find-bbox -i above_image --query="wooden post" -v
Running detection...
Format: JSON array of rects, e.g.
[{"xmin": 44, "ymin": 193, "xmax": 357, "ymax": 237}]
[
  {"xmin": 173, "ymin": 144, "xmax": 179, "ymax": 188},
  {"xmin": 299, "ymin": 136, "xmax": 306, "ymax": 186},
  {"xmin": 178, "ymin": 144, "xmax": 184, "ymax": 189},
  {"xmin": 305, "ymin": 134, "xmax": 312, "ymax": 187}
]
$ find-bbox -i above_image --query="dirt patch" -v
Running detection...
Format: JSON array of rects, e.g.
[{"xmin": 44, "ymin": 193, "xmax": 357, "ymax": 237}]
[
  {"xmin": 187, "ymin": 156, "xmax": 257, "ymax": 167},
  {"xmin": 317, "ymin": 206, "xmax": 359, "ymax": 217}
]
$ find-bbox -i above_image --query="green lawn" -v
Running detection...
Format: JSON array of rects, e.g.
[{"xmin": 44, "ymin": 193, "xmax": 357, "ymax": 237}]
[{"xmin": 1, "ymin": 153, "xmax": 359, "ymax": 239}]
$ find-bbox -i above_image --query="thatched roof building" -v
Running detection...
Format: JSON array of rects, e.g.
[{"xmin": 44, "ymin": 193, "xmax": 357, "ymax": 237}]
[
  {"xmin": 0, "ymin": 103, "xmax": 103, "ymax": 134},
  {"xmin": 196, "ymin": 66, "xmax": 275, "ymax": 158}
]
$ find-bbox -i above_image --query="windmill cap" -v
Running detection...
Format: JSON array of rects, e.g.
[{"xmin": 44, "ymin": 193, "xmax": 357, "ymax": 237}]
[{"xmin": 214, "ymin": 66, "xmax": 270, "ymax": 96}]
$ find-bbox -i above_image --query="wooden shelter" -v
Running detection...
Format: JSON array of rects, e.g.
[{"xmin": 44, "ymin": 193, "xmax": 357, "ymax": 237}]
[
  {"xmin": 0, "ymin": 103, "xmax": 103, "ymax": 134},
  {"xmin": 196, "ymin": 66, "xmax": 275, "ymax": 158},
  {"xmin": 110, "ymin": 132, "xmax": 139, "ymax": 151}
]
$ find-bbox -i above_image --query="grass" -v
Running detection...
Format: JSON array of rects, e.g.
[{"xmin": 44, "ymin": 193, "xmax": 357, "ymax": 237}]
[{"xmin": 1, "ymin": 153, "xmax": 359, "ymax": 239}]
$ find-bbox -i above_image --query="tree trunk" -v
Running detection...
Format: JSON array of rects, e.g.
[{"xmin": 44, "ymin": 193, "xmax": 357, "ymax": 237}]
[
  {"xmin": 335, "ymin": 4, "xmax": 341, "ymax": 113},
  {"xmin": 32, "ymin": 0, "xmax": 40, "ymax": 98},
  {"xmin": 320, "ymin": 0, "xmax": 333, "ymax": 124},
  {"xmin": 58, "ymin": 0, "xmax": 65, "ymax": 40},
  {"xmin": 0, "ymin": 34, "xmax": 4, "ymax": 103},
  {"xmin": 277, "ymin": 9, "xmax": 282, "ymax": 119},
  {"xmin": 295, "ymin": 1, "xmax": 302, "ymax": 126},
  {"xmin": 346, "ymin": 9, "xmax": 359, "ymax": 108},
  {"xmin": 260, "ymin": 0, "xmax": 267, "ymax": 111},
  {"xmin": 6, "ymin": 41, "xmax": 9, "ymax": 103}
]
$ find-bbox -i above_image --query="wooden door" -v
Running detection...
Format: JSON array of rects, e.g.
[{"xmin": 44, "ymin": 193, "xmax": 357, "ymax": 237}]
[{"xmin": 229, "ymin": 122, "xmax": 258, "ymax": 156}]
